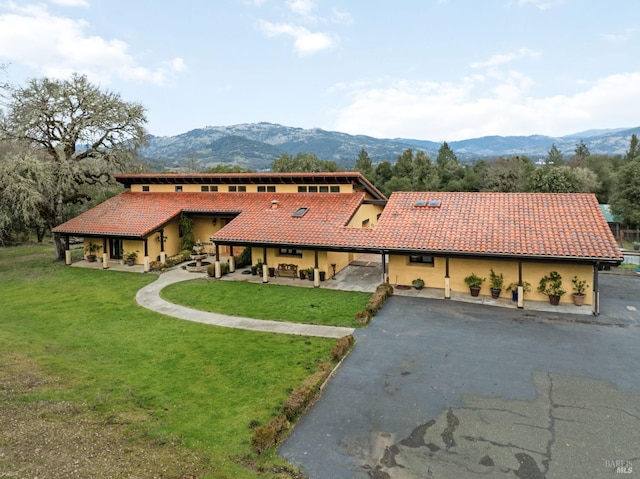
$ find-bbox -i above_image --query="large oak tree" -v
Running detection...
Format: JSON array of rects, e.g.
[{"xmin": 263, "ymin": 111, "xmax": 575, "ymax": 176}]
[{"xmin": 1, "ymin": 74, "xmax": 147, "ymax": 258}]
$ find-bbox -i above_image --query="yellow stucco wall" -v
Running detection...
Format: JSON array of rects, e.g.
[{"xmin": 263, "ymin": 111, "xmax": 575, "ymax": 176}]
[
  {"xmin": 347, "ymin": 203, "xmax": 384, "ymax": 228},
  {"xmin": 130, "ymin": 183, "xmax": 353, "ymax": 193},
  {"xmin": 249, "ymin": 247, "xmax": 353, "ymax": 277},
  {"xmin": 389, "ymin": 255, "xmax": 594, "ymax": 304}
]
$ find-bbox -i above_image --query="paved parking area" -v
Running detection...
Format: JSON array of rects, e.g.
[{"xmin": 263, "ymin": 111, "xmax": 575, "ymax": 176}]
[{"xmin": 280, "ymin": 274, "xmax": 640, "ymax": 479}]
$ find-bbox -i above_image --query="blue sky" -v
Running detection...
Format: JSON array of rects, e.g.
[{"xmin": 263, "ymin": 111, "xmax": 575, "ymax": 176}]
[{"xmin": 1, "ymin": 0, "xmax": 639, "ymax": 141}]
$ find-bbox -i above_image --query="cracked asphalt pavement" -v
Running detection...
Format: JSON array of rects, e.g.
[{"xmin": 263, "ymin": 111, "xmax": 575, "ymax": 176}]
[{"xmin": 279, "ymin": 273, "xmax": 640, "ymax": 478}]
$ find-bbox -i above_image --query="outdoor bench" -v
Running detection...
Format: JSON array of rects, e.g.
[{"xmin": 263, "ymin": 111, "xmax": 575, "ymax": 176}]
[{"xmin": 276, "ymin": 263, "xmax": 298, "ymax": 278}]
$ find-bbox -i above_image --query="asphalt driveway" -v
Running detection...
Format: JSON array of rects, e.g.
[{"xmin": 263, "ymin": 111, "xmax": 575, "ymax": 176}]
[{"xmin": 279, "ymin": 273, "xmax": 640, "ymax": 478}]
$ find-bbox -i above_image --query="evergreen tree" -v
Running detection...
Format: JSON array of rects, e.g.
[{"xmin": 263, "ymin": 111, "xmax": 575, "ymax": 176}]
[
  {"xmin": 393, "ymin": 149, "xmax": 414, "ymax": 178},
  {"xmin": 610, "ymin": 157, "xmax": 640, "ymax": 228},
  {"xmin": 353, "ymin": 149, "xmax": 374, "ymax": 180},
  {"xmin": 626, "ymin": 134, "xmax": 639, "ymax": 161},
  {"xmin": 546, "ymin": 143, "xmax": 564, "ymax": 166},
  {"xmin": 436, "ymin": 142, "xmax": 464, "ymax": 190}
]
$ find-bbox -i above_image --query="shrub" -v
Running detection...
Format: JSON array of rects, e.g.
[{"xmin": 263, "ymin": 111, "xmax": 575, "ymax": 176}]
[
  {"xmin": 355, "ymin": 310, "xmax": 372, "ymax": 325},
  {"xmin": 149, "ymin": 260, "xmax": 164, "ymax": 272},
  {"xmin": 207, "ymin": 263, "xmax": 216, "ymax": 277},
  {"xmin": 331, "ymin": 335, "xmax": 354, "ymax": 362},
  {"xmin": 251, "ymin": 426, "xmax": 276, "ymax": 455},
  {"xmin": 220, "ymin": 262, "xmax": 230, "ymax": 275},
  {"xmin": 235, "ymin": 247, "xmax": 252, "ymax": 268},
  {"xmin": 180, "ymin": 249, "xmax": 192, "ymax": 261},
  {"xmin": 282, "ymin": 386, "xmax": 312, "ymax": 421},
  {"xmin": 268, "ymin": 414, "xmax": 289, "ymax": 438}
]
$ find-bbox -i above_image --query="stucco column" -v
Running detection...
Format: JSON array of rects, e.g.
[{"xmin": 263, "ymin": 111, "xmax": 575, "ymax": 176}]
[
  {"xmin": 160, "ymin": 251, "xmax": 166, "ymax": 263},
  {"xmin": 144, "ymin": 256, "xmax": 150, "ymax": 273},
  {"xmin": 215, "ymin": 260, "xmax": 221, "ymax": 278},
  {"xmin": 444, "ymin": 277, "xmax": 451, "ymax": 299},
  {"xmin": 102, "ymin": 252, "xmax": 108, "ymax": 269},
  {"xmin": 65, "ymin": 249, "xmax": 71, "ymax": 265},
  {"xmin": 314, "ymin": 267, "xmax": 320, "ymax": 288},
  {"xmin": 517, "ymin": 286, "xmax": 524, "ymax": 309},
  {"xmin": 228, "ymin": 256, "xmax": 235, "ymax": 273},
  {"xmin": 263, "ymin": 264, "xmax": 269, "ymax": 283}
]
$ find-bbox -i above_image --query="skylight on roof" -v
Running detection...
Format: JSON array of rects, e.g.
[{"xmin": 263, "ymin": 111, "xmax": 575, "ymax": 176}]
[
  {"xmin": 292, "ymin": 207, "xmax": 309, "ymax": 217},
  {"xmin": 414, "ymin": 199, "xmax": 441, "ymax": 208}
]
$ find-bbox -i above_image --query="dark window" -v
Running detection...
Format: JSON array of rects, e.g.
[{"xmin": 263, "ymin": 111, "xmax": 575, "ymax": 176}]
[
  {"xmin": 362, "ymin": 218, "xmax": 370, "ymax": 227},
  {"xmin": 330, "ymin": 186, "xmax": 340, "ymax": 192},
  {"xmin": 258, "ymin": 185, "xmax": 276, "ymax": 192},
  {"xmin": 279, "ymin": 248, "xmax": 303, "ymax": 256},
  {"xmin": 267, "ymin": 185, "xmax": 275, "ymax": 192},
  {"xmin": 238, "ymin": 185, "xmax": 246, "ymax": 192},
  {"xmin": 308, "ymin": 186, "xmax": 318, "ymax": 192},
  {"xmin": 319, "ymin": 186, "xmax": 329, "ymax": 193},
  {"xmin": 210, "ymin": 185, "xmax": 218, "ymax": 192},
  {"xmin": 142, "ymin": 185, "xmax": 150, "ymax": 192},
  {"xmin": 292, "ymin": 207, "xmax": 309, "ymax": 217},
  {"xmin": 201, "ymin": 186, "xmax": 209, "ymax": 192},
  {"xmin": 409, "ymin": 255, "xmax": 434, "ymax": 265},
  {"xmin": 258, "ymin": 186, "xmax": 266, "ymax": 192},
  {"xmin": 298, "ymin": 186, "xmax": 307, "ymax": 192},
  {"xmin": 175, "ymin": 185, "xmax": 183, "ymax": 192}
]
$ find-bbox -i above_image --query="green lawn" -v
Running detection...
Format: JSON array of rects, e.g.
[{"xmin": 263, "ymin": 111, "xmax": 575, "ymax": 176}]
[
  {"xmin": 0, "ymin": 244, "xmax": 345, "ymax": 478},
  {"xmin": 162, "ymin": 279, "xmax": 371, "ymax": 328}
]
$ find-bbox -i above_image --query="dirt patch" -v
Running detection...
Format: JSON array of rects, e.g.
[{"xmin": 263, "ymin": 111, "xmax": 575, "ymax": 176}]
[{"xmin": 0, "ymin": 354, "xmax": 212, "ymax": 479}]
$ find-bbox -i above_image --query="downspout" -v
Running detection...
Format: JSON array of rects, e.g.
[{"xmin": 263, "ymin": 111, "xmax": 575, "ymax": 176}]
[
  {"xmin": 381, "ymin": 251, "xmax": 388, "ymax": 284},
  {"xmin": 159, "ymin": 229, "xmax": 166, "ymax": 263}
]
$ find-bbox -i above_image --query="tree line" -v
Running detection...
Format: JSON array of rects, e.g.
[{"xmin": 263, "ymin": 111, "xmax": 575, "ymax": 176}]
[{"xmin": 1, "ymin": 70, "xmax": 639, "ymax": 253}]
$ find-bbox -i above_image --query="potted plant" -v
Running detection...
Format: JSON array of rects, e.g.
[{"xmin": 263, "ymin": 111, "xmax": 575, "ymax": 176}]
[
  {"xmin": 84, "ymin": 242, "xmax": 101, "ymax": 262},
  {"xmin": 123, "ymin": 251, "xmax": 138, "ymax": 266},
  {"xmin": 306, "ymin": 267, "xmax": 314, "ymax": 281},
  {"xmin": 299, "ymin": 268, "xmax": 306, "ymax": 280},
  {"xmin": 464, "ymin": 273, "xmax": 485, "ymax": 297},
  {"xmin": 488, "ymin": 268, "xmax": 504, "ymax": 299},
  {"xmin": 571, "ymin": 275, "xmax": 588, "ymax": 306},
  {"xmin": 537, "ymin": 271, "xmax": 566, "ymax": 305},
  {"xmin": 412, "ymin": 278, "xmax": 425, "ymax": 290},
  {"xmin": 506, "ymin": 281, "xmax": 531, "ymax": 302}
]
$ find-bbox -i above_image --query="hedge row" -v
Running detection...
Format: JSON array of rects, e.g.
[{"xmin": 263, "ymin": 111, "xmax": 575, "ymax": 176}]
[
  {"xmin": 355, "ymin": 282, "xmax": 394, "ymax": 325},
  {"xmin": 251, "ymin": 336, "xmax": 354, "ymax": 454}
]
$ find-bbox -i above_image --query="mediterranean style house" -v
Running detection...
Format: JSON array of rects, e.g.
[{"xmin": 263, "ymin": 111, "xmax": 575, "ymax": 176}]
[{"xmin": 52, "ymin": 172, "xmax": 622, "ymax": 315}]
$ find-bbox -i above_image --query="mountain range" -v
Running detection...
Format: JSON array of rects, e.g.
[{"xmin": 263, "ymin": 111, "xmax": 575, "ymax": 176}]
[{"xmin": 140, "ymin": 122, "xmax": 640, "ymax": 171}]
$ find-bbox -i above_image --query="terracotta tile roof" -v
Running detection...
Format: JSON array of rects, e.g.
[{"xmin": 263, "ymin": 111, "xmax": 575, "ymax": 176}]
[
  {"xmin": 372, "ymin": 192, "xmax": 622, "ymax": 261},
  {"xmin": 52, "ymin": 191, "xmax": 367, "ymax": 241}
]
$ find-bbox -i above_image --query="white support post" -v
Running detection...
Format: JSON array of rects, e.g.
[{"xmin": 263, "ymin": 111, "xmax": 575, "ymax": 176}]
[
  {"xmin": 65, "ymin": 250, "xmax": 71, "ymax": 265},
  {"xmin": 102, "ymin": 252, "xmax": 108, "ymax": 269},
  {"xmin": 314, "ymin": 267, "xmax": 320, "ymax": 287},
  {"xmin": 444, "ymin": 277, "xmax": 451, "ymax": 299},
  {"xmin": 160, "ymin": 251, "xmax": 166, "ymax": 263},
  {"xmin": 263, "ymin": 264, "xmax": 269, "ymax": 283},
  {"xmin": 517, "ymin": 285, "xmax": 524, "ymax": 309},
  {"xmin": 215, "ymin": 260, "xmax": 221, "ymax": 278},
  {"xmin": 229, "ymin": 256, "xmax": 235, "ymax": 273},
  {"xmin": 144, "ymin": 256, "xmax": 150, "ymax": 273}
]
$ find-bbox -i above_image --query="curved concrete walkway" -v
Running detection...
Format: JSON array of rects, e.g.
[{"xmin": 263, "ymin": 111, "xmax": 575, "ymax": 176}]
[{"xmin": 135, "ymin": 268, "xmax": 355, "ymax": 339}]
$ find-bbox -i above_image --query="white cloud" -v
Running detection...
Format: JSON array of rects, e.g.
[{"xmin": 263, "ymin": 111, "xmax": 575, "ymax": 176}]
[
  {"xmin": 332, "ymin": 72, "xmax": 640, "ymax": 141},
  {"xmin": 49, "ymin": 0, "xmax": 89, "ymax": 6},
  {"xmin": 517, "ymin": 0, "xmax": 566, "ymax": 10},
  {"xmin": 286, "ymin": 0, "xmax": 316, "ymax": 18},
  {"xmin": 470, "ymin": 48, "xmax": 541, "ymax": 69},
  {"xmin": 0, "ymin": 3, "xmax": 184, "ymax": 86},
  {"xmin": 259, "ymin": 20, "xmax": 337, "ymax": 55}
]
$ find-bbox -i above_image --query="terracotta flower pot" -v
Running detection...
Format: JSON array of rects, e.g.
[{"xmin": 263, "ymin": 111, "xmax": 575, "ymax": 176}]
[
  {"xmin": 572, "ymin": 293, "xmax": 585, "ymax": 306},
  {"xmin": 549, "ymin": 295, "xmax": 560, "ymax": 305}
]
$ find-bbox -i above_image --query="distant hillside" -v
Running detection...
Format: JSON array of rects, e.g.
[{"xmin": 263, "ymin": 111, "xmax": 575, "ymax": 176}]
[{"xmin": 140, "ymin": 122, "xmax": 640, "ymax": 171}]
